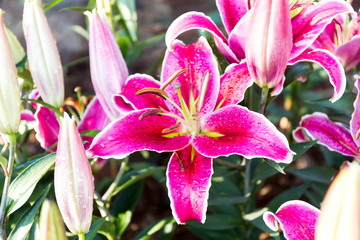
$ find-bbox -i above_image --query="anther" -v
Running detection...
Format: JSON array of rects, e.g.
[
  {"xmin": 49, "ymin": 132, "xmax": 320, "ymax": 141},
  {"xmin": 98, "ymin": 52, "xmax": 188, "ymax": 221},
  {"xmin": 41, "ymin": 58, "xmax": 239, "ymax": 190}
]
[
  {"xmin": 160, "ymin": 68, "xmax": 188, "ymax": 90},
  {"xmin": 136, "ymin": 88, "xmax": 169, "ymax": 100},
  {"xmin": 139, "ymin": 109, "xmax": 165, "ymax": 120},
  {"xmin": 197, "ymin": 70, "xmax": 210, "ymax": 112},
  {"xmin": 162, "ymin": 122, "xmax": 181, "ymax": 134}
]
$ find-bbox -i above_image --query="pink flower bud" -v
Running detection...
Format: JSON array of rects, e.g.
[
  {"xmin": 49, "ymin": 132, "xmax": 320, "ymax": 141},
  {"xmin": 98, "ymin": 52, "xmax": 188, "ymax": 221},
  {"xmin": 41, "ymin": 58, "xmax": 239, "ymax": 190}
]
[
  {"xmin": 85, "ymin": 9, "xmax": 129, "ymax": 120},
  {"xmin": 0, "ymin": 10, "xmax": 21, "ymax": 135},
  {"xmin": 39, "ymin": 199, "xmax": 67, "ymax": 240},
  {"xmin": 23, "ymin": 0, "xmax": 64, "ymax": 108},
  {"xmin": 245, "ymin": 0, "xmax": 292, "ymax": 89},
  {"xmin": 54, "ymin": 113, "xmax": 94, "ymax": 234}
]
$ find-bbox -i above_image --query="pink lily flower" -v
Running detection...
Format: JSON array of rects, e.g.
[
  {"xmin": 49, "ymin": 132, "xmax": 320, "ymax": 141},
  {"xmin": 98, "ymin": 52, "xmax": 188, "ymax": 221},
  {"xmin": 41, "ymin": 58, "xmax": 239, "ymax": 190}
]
[
  {"xmin": 87, "ymin": 37, "xmax": 294, "ymax": 224},
  {"xmin": 54, "ymin": 113, "xmax": 94, "ymax": 235},
  {"xmin": 166, "ymin": 0, "xmax": 353, "ymax": 101},
  {"xmin": 85, "ymin": 9, "xmax": 132, "ymax": 120},
  {"xmin": 263, "ymin": 161, "xmax": 360, "ymax": 240},
  {"xmin": 293, "ymin": 78, "xmax": 360, "ymax": 161}
]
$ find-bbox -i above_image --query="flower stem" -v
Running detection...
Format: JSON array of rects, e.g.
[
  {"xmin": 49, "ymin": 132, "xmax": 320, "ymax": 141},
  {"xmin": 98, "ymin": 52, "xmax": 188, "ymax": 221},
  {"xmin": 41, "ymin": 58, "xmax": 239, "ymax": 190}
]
[
  {"xmin": 0, "ymin": 134, "xmax": 16, "ymax": 239},
  {"xmin": 102, "ymin": 157, "xmax": 129, "ymax": 201},
  {"xmin": 78, "ymin": 233, "xmax": 85, "ymax": 240},
  {"xmin": 258, "ymin": 87, "xmax": 269, "ymax": 114}
]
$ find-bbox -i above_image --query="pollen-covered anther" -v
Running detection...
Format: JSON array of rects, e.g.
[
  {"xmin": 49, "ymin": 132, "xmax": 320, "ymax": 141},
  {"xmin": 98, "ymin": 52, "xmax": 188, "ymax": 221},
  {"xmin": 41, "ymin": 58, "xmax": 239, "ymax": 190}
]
[
  {"xmin": 160, "ymin": 68, "xmax": 188, "ymax": 90},
  {"xmin": 136, "ymin": 87, "xmax": 169, "ymax": 100},
  {"xmin": 356, "ymin": 128, "xmax": 360, "ymax": 140},
  {"xmin": 139, "ymin": 109, "xmax": 166, "ymax": 120},
  {"xmin": 162, "ymin": 122, "xmax": 181, "ymax": 134}
]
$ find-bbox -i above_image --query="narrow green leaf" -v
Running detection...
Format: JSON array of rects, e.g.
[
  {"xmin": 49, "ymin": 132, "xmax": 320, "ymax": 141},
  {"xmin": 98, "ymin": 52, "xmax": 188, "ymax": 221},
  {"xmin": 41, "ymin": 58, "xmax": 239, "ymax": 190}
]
[
  {"xmin": 44, "ymin": 0, "xmax": 64, "ymax": 11},
  {"xmin": 6, "ymin": 153, "xmax": 56, "ymax": 215},
  {"xmin": 134, "ymin": 217, "xmax": 175, "ymax": 240},
  {"xmin": 288, "ymin": 167, "xmax": 336, "ymax": 184},
  {"xmin": 116, "ymin": 0, "xmax": 138, "ymax": 42},
  {"xmin": 243, "ymin": 208, "xmax": 270, "ymax": 232},
  {"xmin": 267, "ymin": 184, "xmax": 309, "ymax": 211},
  {"xmin": 187, "ymin": 214, "xmax": 239, "ymax": 230},
  {"xmin": 0, "ymin": 155, "xmax": 8, "ymax": 176},
  {"xmin": 85, "ymin": 217, "xmax": 105, "ymax": 240},
  {"xmin": 8, "ymin": 185, "xmax": 50, "ymax": 240},
  {"xmin": 264, "ymin": 159, "xmax": 286, "ymax": 174},
  {"xmin": 71, "ymin": 25, "xmax": 89, "ymax": 40},
  {"xmin": 305, "ymin": 92, "xmax": 355, "ymax": 114},
  {"xmin": 59, "ymin": 6, "xmax": 92, "ymax": 12},
  {"xmin": 110, "ymin": 166, "xmax": 165, "ymax": 198},
  {"xmin": 80, "ymin": 129, "xmax": 101, "ymax": 138},
  {"xmin": 290, "ymin": 140, "xmax": 318, "ymax": 161}
]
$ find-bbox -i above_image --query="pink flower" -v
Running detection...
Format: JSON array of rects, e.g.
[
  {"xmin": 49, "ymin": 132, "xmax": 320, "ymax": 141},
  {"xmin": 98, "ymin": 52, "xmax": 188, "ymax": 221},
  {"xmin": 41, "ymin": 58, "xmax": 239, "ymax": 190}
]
[
  {"xmin": 313, "ymin": 11, "xmax": 360, "ymax": 70},
  {"xmin": 54, "ymin": 113, "xmax": 94, "ymax": 234},
  {"xmin": 88, "ymin": 37, "xmax": 294, "ymax": 224},
  {"xmin": 293, "ymin": 78, "xmax": 360, "ymax": 161},
  {"xmin": 165, "ymin": 0, "xmax": 353, "ymax": 101}
]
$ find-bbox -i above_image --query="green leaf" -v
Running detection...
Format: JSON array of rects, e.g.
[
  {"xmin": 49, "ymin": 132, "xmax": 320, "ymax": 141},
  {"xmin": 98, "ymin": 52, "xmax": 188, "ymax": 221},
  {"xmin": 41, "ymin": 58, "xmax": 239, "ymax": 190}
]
[
  {"xmin": 116, "ymin": 0, "xmax": 138, "ymax": 42},
  {"xmin": 284, "ymin": 63, "xmax": 312, "ymax": 89},
  {"xmin": 44, "ymin": 0, "xmax": 64, "ymax": 11},
  {"xmin": 187, "ymin": 214, "xmax": 239, "ymax": 230},
  {"xmin": 80, "ymin": 129, "xmax": 101, "ymax": 138},
  {"xmin": 243, "ymin": 208, "xmax": 271, "ymax": 232},
  {"xmin": 8, "ymin": 185, "xmax": 50, "ymax": 240},
  {"xmin": 60, "ymin": 6, "xmax": 92, "ymax": 12},
  {"xmin": 267, "ymin": 184, "xmax": 309, "ymax": 211},
  {"xmin": 134, "ymin": 217, "xmax": 175, "ymax": 240},
  {"xmin": 290, "ymin": 140, "xmax": 318, "ymax": 161},
  {"xmin": 208, "ymin": 195, "xmax": 248, "ymax": 206},
  {"xmin": 21, "ymin": 98, "xmax": 62, "ymax": 116},
  {"xmin": 85, "ymin": 217, "xmax": 105, "ymax": 240},
  {"xmin": 264, "ymin": 159, "xmax": 286, "ymax": 174},
  {"xmin": 288, "ymin": 167, "xmax": 336, "ymax": 184},
  {"xmin": 110, "ymin": 166, "xmax": 165, "ymax": 198},
  {"xmin": 0, "ymin": 155, "xmax": 8, "ymax": 176},
  {"xmin": 6, "ymin": 153, "xmax": 56, "ymax": 215},
  {"xmin": 305, "ymin": 92, "xmax": 355, "ymax": 114}
]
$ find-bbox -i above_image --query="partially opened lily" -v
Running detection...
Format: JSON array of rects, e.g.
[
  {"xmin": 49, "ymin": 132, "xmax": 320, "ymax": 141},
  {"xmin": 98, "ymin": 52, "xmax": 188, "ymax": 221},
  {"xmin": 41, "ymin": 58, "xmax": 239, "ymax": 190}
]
[
  {"xmin": 313, "ymin": 10, "xmax": 360, "ymax": 70},
  {"xmin": 166, "ymin": 0, "xmax": 353, "ymax": 100},
  {"xmin": 293, "ymin": 78, "xmax": 360, "ymax": 161},
  {"xmin": 88, "ymin": 37, "xmax": 294, "ymax": 224},
  {"xmin": 263, "ymin": 161, "xmax": 360, "ymax": 240}
]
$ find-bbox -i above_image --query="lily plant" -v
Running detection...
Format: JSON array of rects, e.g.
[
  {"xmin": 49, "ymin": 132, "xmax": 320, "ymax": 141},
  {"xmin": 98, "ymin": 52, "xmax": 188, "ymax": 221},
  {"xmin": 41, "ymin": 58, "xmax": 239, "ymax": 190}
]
[
  {"xmin": 165, "ymin": 0, "xmax": 353, "ymax": 101},
  {"xmin": 87, "ymin": 37, "xmax": 294, "ymax": 224},
  {"xmin": 293, "ymin": 78, "xmax": 360, "ymax": 161}
]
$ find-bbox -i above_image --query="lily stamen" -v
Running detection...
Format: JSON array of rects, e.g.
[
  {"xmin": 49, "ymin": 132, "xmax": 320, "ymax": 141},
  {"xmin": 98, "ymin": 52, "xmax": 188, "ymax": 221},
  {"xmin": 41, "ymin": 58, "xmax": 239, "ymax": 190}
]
[
  {"xmin": 139, "ymin": 109, "xmax": 165, "ymax": 120},
  {"xmin": 136, "ymin": 88, "xmax": 169, "ymax": 100},
  {"xmin": 160, "ymin": 68, "xmax": 188, "ymax": 90}
]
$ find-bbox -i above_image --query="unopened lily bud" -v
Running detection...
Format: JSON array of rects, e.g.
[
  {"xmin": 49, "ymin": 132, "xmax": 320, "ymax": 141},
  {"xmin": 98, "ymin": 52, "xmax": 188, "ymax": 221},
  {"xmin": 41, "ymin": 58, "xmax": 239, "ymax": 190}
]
[
  {"xmin": 4, "ymin": 27, "xmax": 25, "ymax": 64},
  {"xmin": 23, "ymin": 0, "xmax": 64, "ymax": 108},
  {"xmin": 54, "ymin": 113, "xmax": 94, "ymax": 234},
  {"xmin": 315, "ymin": 161, "xmax": 360, "ymax": 240},
  {"xmin": 85, "ymin": 9, "xmax": 129, "ymax": 119},
  {"xmin": 0, "ymin": 10, "xmax": 21, "ymax": 135},
  {"xmin": 39, "ymin": 199, "xmax": 67, "ymax": 240},
  {"xmin": 245, "ymin": 0, "xmax": 292, "ymax": 89}
]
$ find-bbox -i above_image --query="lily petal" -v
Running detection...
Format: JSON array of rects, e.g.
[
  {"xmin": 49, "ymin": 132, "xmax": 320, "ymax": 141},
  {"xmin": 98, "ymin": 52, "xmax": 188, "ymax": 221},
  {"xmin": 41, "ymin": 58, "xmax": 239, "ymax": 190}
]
[
  {"xmin": 288, "ymin": 49, "xmax": 346, "ymax": 102},
  {"xmin": 292, "ymin": 127, "xmax": 310, "ymax": 142},
  {"xmin": 216, "ymin": 62, "xmax": 253, "ymax": 108},
  {"xmin": 165, "ymin": 11, "xmax": 239, "ymax": 63},
  {"xmin": 228, "ymin": 10, "xmax": 251, "ymax": 60},
  {"xmin": 193, "ymin": 105, "xmax": 294, "ymax": 163},
  {"xmin": 290, "ymin": 0, "xmax": 353, "ymax": 59},
  {"xmin": 34, "ymin": 106, "xmax": 59, "ymax": 151},
  {"xmin": 335, "ymin": 35, "xmax": 360, "ymax": 70},
  {"xmin": 161, "ymin": 38, "xmax": 220, "ymax": 117},
  {"xmin": 87, "ymin": 109, "xmax": 193, "ymax": 159},
  {"xmin": 298, "ymin": 112, "xmax": 359, "ymax": 158},
  {"xmin": 115, "ymin": 74, "xmax": 168, "ymax": 111},
  {"xmin": 312, "ymin": 21, "xmax": 337, "ymax": 53},
  {"xmin": 351, "ymin": 78, "xmax": 360, "ymax": 147},
  {"xmin": 216, "ymin": 0, "xmax": 248, "ymax": 34},
  {"xmin": 20, "ymin": 109, "xmax": 35, "ymax": 122},
  {"xmin": 263, "ymin": 200, "xmax": 320, "ymax": 240},
  {"xmin": 167, "ymin": 146, "xmax": 213, "ymax": 224}
]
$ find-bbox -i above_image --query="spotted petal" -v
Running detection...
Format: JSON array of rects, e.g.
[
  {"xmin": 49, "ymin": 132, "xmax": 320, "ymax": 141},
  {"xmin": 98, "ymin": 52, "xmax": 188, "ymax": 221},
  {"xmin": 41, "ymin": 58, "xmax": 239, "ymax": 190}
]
[
  {"xmin": 193, "ymin": 105, "xmax": 294, "ymax": 163},
  {"xmin": 290, "ymin": 0, "xmax": 353, "ymax": 59},
  {"xmin": 216, "ymin": 0, "xmax": 248, "ymax": 34},
  {"xmin": 298, "ymin": 112, "xmax": 359, "ymax": 158},
  {"xmin": 216, "ymin": 62, "xmax": 252, "ymax": 108},
  {"xmin": 87, "ymin": 109, "xmax": 193, "ymax": 159},
  {"xmin": 288, "ymin": 49, "xmax": 346, "ymax": 102},
  {"xmin": 34, "ymin": 106, "xmax": 59, "ymax": 151},
  {"xmin": 115, "ymin": 74, "xmax": 168, "ymax": 111},
  {"xmin": 165, "ymin": 12, "xmax": 239, "ymax": 63},
  {"xmin": 167, "ymin": 146, "xmax": 212, "ymax": 224},
  {"xmin": 161, "ymin": 37, "xmax": 220, "ymax": 117},
  {"xmin": 263, "ymin": 200, "xmax": 320, "ymax": 240}
]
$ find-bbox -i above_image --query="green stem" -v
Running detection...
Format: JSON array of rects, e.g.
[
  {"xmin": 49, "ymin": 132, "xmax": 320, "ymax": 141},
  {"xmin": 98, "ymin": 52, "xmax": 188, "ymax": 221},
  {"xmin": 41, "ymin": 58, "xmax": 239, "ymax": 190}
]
[
  {"xmin": 0, "ymin": 134, "xmax": 16, "ymax": 239},
  {"xmin": 258, "ymin": 87, "xmax": 269, "ymax": 114},
  {"xmin": 213, "ymin": 158, "xmax": 245, "ymax": 171},
  {"xmin": 78, "ymin": 233, "xmax": 85, "ymax": 240},
  {"xmin": 102, "ymin": 158, "xmax": 129, "ymax": 201},
  {"xmin": 243, "ymin": 159, "xmax": 251, "ymax": 196}
]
